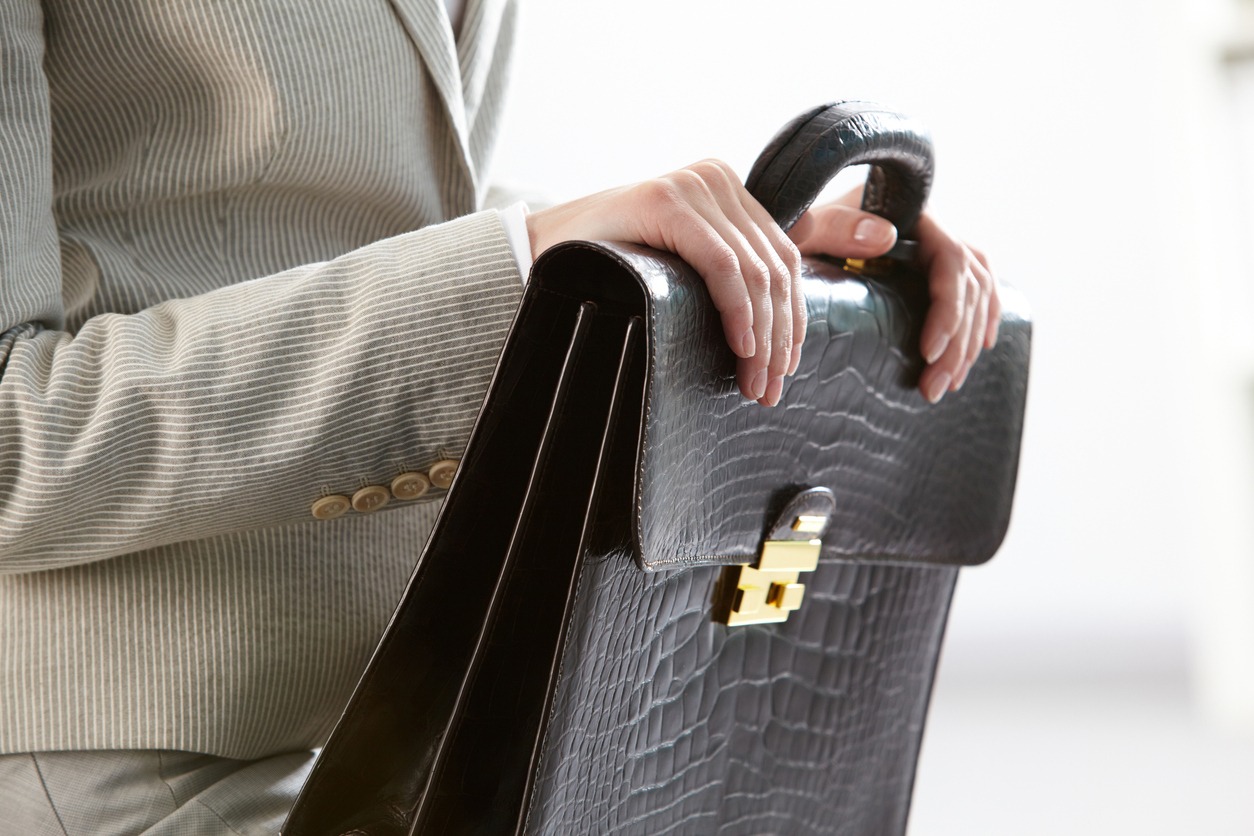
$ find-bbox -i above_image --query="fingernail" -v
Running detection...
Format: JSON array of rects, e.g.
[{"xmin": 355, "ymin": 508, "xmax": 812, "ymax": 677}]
[
  {"xmin": 954, "ymin": 363, "xmax": 971, "ymax": 389},
  {"xmin": 740, "ymin": 329, "xmax": 756, "ymax": 359},
  {"xmin": 923, "ymin": 334, "xmax": 948, "ymax": 364},
  {"xmin": 854, "ymin": 216, "xmax": 893, "ymax": 244},
  {"xmin": 751, "ymin": 368, "xmax": 768, "ymax": 399},
  {"xmin": 925, "ymin": 372, "xmax": 951, "ymax": 404},
  {"xmin": 765, "ymin": 375, "xmax": 783, "ymax": 406}
]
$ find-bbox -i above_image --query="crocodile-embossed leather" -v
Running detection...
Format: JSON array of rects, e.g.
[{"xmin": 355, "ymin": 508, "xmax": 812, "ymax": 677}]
[
  {"xmin": 284, "ymin": 103, "xmax": 1031, "ymax": 836},
  {"xmin": 534, "ymin": 242, "xmax": 1028, "ymax": 572},
  {"xmin": 527, "ymin": 553, "xmax": 957, "ymax": 835}
]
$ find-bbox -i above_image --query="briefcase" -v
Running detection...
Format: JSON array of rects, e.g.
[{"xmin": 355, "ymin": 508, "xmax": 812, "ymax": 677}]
[{"xmin": 284, "ymin": 101, "xmax": 1031, "ymax": 835}]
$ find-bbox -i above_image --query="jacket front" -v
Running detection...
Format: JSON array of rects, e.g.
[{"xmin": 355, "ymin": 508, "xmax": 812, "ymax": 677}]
[{"xmin": 0, "ymin": 0, "xmax": 524, "ymax": 758}]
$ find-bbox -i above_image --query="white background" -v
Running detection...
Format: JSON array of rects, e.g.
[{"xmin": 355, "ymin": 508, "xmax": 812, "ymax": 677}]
[{"xmin": 493, "ymin": 0, "xmax": 1254, "ymax": 831}]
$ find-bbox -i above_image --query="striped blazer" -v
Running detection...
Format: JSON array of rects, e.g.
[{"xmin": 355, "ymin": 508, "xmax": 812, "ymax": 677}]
[{"xmin": 0, "ymin": 0, "xmax": 524, "ymax": 757}]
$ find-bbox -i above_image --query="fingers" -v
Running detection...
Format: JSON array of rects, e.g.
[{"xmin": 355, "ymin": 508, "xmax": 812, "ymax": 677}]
[
  {"xmin": 788, "ymin": 272, "xmax": 806, "ymax": 376},
  {"xmin": 970, "ymin": 245, "xmax": 1001, "ymax": 348},
  {"xmin": 722, "ymin": 167, "xmax": 806, "ymax": 397},
  {"xmin": 915, "ymin": 214, "xmax": 1000, "ymax": 403},
  {"xmin": 638, "ymin": 161, "xmax": 802, "ymax": 405},
  {"xmin": 526, "ymin": 165, "xmax": 1001, "ymax": 409},
  {"xmin": 769, "ymin": 214, "xmax": 810, "ymax": 376}
]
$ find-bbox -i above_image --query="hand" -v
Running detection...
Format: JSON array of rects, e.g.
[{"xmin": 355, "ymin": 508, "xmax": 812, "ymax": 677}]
[
  {"xmin": 789, "ymin": 188, "xmax": 1000, "ymax": 403},
  {"xmin": 526, "ymin": 160, "xmax": 802, "ymax": 406},
  {"xmin": 526, "ymin": 167, "xmax": 998, "ymax": 407}
]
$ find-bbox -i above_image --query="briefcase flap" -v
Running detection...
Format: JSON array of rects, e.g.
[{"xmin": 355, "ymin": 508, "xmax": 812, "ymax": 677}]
[{"xmin": 529, "ymin": 239, "xmax": 1031, "ymax": 571}]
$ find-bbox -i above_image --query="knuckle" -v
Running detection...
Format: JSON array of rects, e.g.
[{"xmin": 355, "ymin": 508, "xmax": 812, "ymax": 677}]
[
  {"xmin": 932, "ymin": 271, "xmax": 964, "ymax": 301},
  {"xmin": 946, "ymin": 302, "xmax": 965, "ymax": 329},
  {"xmin": 741, "ymin": 258, "xmax": 771, "ymax": 292},
  {"xmin": 789, "ymin": 248, "xmax": 804, "ymax": 276},
  {"xmin": 642, "ymin": 178, "xmax": 685, "ymax": 212},
  {"xmin": 965, "ymin": 250, "xmax": 991, "ymax": 283},
  {"xmin": 672, "ymin": 168, "xmax": 708, "ymax": 196},
  {"xmin": 693, "ymin": 157, "xmax": 733, "ymax": 180},
  {"xmin": 944, "ymin": 239, "xmax": 966, "ymax": 261},
  {"xmin": 778, "ymin": 240, "xmax": 803, "ymax": 276},
  {"xmin": 969, "ymin": 244, "xmax": 991, "ymax": 269},
  {"xmin": 769, "ymin": 345, "xmax": 790, "ymax": 374},
  {"xmin": 686, "ymin": 161, "xmax": 725, "ymax": 190},
  {"xmin": 720, "ymin": 299, "xmax": 754, "ymax": 322},
  {"xmin": 708, "ymin": 245, "xmax": 741, "ymax": 279},
  {"xmin": 714, "ymin": 159, "xmax": 742, "ymax": 187},
  {"xmin": 768, "ymin": 260, "xmax": 791, "ymax": 293}
]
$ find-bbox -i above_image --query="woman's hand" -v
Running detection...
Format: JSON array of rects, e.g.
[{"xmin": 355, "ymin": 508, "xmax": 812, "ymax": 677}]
[
  {"xmin": 790, "ymin": 187, "xmax": 1000, "ymax": 403},
  {"xmin": 526, "ymin": 164, "xmax": 998, "ymax": 406},
  {"xmin": 527, "ymin": 160, "xmax": 809, "ymax": 407}
]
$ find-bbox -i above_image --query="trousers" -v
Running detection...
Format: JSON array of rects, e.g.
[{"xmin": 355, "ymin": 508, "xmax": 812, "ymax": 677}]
[{"xmin": 0, "ymin": 749, "xmax": 315, "ymax": 835}]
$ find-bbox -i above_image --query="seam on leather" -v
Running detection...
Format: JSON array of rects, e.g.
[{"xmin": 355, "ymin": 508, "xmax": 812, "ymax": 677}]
[
  {"xmin": 746, "ymin": 101, "xmax": 836, "ymax": 222},
  {"xmin": 634, "ymin": 273, "xmax": 656, "ymax": 571},
  {"xmin": 770, "ymin": 103, "xmax": 894, "ymax": 232}
]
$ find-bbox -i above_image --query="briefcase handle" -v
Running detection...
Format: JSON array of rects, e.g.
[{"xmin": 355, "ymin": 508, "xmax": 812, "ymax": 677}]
[{"xmin": 744, "ymin": 101, "xmax": 934, "ymax": 253}]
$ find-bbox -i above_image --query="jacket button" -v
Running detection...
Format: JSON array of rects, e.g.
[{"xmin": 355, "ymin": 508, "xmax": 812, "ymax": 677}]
[
  {"xmin": 311, "ymin": 495, "xmax": 351, "ymax": 520},
  {"xmin": 391, "ymin": 472, "xmax": 431, "ymax": 501},
  {"xmin": 428, "ymin": 459, "xmax": 459, "ymax": 490},
  {"xmin": 351, "ymin": 485, "xmax": 391, "ymax": 513}
]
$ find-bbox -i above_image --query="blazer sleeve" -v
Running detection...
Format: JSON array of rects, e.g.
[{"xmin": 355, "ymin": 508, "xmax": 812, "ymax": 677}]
[{"xmin": 0, "ymin": 2, "xmax": 524, "ymax": 573}]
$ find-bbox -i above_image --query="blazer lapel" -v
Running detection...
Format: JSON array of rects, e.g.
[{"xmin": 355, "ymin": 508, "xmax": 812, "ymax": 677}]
[
  {"xmin": 456, "ymin": 0, "xmax": 506, "ymax": 126},
  {"xmin": 385, "ymin": 0, "xmax": 474, "ymax": 187}
]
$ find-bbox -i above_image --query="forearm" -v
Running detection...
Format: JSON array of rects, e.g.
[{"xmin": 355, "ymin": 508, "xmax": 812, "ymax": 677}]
[{"xmin": 0, "ymin": 211, "xmax": 523, "ymax": 572}]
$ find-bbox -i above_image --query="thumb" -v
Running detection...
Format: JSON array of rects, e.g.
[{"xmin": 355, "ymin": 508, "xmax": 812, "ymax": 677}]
[{"xmin": 787, "ymin": 203, "xmax": 897, "ymax": 258}]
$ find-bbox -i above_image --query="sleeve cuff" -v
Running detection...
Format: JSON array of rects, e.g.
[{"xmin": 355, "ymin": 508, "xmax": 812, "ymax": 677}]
[{"xmin": 495, "ymin": 201, "xmax": 533, "ymax": 283}]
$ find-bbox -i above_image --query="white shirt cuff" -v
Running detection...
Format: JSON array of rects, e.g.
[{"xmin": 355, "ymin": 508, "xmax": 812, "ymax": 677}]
[{"xmin": 496, "ymin": 202, "xmax": 533, "ymax": 284}]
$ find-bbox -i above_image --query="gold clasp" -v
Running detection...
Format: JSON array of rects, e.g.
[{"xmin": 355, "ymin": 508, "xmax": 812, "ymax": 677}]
[{"xmin": 716, "ymin": 526, "xmax": 824, "ymax": 627}]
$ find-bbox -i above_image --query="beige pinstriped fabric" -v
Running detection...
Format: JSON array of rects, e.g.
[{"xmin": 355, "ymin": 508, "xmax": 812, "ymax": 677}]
[{"xmin": 0, "ymin": 0, "xmax": 525, "ymax": 758}]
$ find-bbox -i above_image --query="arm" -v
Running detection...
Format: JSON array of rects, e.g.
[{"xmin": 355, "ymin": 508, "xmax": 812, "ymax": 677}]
[{"xmin": 0, "ymin": 2, "xmax": 524, "ymax": 573}]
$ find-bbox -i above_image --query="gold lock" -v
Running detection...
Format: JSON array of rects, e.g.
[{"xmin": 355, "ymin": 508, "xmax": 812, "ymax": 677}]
[
  {"xmin": 792, "ymin": 515, "xmax": 827, "ymax": 534},
  {"xmin": 716, "ymin": 533, "xmax": 822, "ymax": 627}
]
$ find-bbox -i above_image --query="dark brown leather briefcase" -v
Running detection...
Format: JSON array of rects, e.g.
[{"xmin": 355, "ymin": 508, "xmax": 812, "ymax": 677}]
[{"xmin": 284, "ymin": 102, "xmax": 1031, "ymax": 835}]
